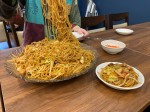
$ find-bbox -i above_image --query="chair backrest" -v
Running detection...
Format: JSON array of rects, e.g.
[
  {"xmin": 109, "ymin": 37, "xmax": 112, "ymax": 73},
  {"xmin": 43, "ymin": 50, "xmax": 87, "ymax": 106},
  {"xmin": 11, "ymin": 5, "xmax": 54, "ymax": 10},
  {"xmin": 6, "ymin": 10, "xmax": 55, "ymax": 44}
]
[
  {"xmin": 16, "ymin": 31, "xmax": 23, "ymax": 45},
  {"xmin": 0, "ymin": 21, "xmax": 7, "ymax": 42},
  {"xmin": 81, "ymin": 15, "xmax": 108, "ymax": 33},
  {"xmin": 0, "ymin": 21, "xmax": 12, "ymax": 48},
  {"xmin": 9, "ymin": 23, "xmax": 21, "ymax": 46},
  {"xmin": 9, "ymin": 16, "xmax": 24, "ymax": 46},
  {"xmin": 109, "ymin": 12, "xmax": 129, "ymax": 29}
]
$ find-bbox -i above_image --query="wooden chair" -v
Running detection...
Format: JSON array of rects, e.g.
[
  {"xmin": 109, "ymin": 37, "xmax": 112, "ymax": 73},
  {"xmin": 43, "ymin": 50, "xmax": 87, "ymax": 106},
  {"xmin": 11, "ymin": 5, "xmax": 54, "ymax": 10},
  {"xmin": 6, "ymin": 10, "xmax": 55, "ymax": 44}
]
[
  {"xmin": 109, "ymin": 12, "xmax": 129, "ymax": 29},
  {"xmin": 9, "ymin": 23, "xmax": 22, "ymax": 46},
  {"xmin": 0, "ymin": 21, "xmax": 12, "ymax": 48},
  {"xmin": 81, "ymin": 15, "xmax": 108, "ymax": 33},
  {"xmin": 9, "ymin": 16, "xmax": 24, "ymax": 46}
]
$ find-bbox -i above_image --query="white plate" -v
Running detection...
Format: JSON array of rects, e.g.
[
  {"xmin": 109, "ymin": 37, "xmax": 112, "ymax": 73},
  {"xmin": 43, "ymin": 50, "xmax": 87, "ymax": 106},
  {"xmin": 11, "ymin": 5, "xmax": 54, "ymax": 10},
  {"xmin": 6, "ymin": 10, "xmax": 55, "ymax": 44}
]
[
  {"xmin": 95, "ymin": 62, "xmax": 145, "ymax": 90},
  {"xmin": 72, "ymin": 32, "xmax": 84, "ymax": 39},
  {"xmin": 115, "ymin": 28, "xmax": 134, "ymax": 35}
]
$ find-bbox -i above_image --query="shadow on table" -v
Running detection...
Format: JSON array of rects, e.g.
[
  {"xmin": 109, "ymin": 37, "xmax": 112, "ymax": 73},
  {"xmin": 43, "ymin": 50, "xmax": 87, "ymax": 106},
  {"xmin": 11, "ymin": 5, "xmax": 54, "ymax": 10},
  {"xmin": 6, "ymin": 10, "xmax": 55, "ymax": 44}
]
[{"xmin": 144, "ymin": 105, "xmax": 150, "ymax": 112}]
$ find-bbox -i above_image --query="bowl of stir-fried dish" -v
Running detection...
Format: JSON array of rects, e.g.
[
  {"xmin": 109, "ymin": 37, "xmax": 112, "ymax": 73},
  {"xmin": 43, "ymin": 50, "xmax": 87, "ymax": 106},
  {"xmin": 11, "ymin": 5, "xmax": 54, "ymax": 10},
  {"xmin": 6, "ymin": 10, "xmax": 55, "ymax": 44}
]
[{"xmin": 95, "ymin": 62, "xmax": 145, "ymax": 90}]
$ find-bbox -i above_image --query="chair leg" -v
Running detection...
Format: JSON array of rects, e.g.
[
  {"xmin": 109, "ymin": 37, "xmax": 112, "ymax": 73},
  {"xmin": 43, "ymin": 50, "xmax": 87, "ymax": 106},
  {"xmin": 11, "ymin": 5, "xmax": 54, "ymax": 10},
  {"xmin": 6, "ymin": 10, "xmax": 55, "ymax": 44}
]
[
  {"xmin": 3, "ymin": 21, "xmax": 12, "ymax": 48},
  {"xmin": 6, "ymin": 37, "xmax": 12, "ymax": 48},
  {"xmin": 10, "ymin": 23, "xmax": 20, "ymax": 46}
]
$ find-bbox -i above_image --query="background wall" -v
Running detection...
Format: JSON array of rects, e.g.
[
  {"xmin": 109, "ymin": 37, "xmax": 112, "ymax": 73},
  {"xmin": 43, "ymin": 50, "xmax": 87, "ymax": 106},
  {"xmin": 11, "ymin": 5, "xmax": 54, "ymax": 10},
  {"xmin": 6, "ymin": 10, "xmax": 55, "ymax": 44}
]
[{"xmin": 78, "ymin": 0, "xmax": 150, "ymax": 25}]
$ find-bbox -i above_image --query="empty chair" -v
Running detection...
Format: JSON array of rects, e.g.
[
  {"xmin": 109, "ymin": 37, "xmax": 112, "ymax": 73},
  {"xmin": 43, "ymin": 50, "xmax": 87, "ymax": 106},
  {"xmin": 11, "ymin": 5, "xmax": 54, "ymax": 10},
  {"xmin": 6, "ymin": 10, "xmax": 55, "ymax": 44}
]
[
  {"xmin": 81, "ymin": 15, "xmax": 108, "ymax": 33},
  {"xmin": 109, "ymin": 12, "xmax": 129, "ymax": 29},
  {"xmin": 0, "ymin": 21, "xmax": 12, "ymax": 48}
]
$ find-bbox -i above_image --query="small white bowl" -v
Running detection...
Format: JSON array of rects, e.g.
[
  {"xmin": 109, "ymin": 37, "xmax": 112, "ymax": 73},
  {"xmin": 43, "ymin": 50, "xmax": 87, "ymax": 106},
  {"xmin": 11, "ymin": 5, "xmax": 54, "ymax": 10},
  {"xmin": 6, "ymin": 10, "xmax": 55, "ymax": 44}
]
[
  {"xmin": 115, "ymin": 28, "xmax": 134, "ymax": 35},
  {"xmin": 101, "ymin": 39, "xmax": 126, "ymax": 54},
  {"xmin": 72, "ymin": 32, "xmax": 84, "ymax": 39}
]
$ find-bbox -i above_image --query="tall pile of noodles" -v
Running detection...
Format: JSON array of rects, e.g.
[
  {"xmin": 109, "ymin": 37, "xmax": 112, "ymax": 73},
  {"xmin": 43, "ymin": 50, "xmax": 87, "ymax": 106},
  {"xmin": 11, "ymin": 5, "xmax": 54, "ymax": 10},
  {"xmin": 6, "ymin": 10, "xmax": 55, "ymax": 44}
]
[
  {"xmin": 8, "ymin": 0, "xmax": 94, "ymax": 81},
  {"xmin": 41, "ymin": 0, "xmax": 79, "ymax": 44}
]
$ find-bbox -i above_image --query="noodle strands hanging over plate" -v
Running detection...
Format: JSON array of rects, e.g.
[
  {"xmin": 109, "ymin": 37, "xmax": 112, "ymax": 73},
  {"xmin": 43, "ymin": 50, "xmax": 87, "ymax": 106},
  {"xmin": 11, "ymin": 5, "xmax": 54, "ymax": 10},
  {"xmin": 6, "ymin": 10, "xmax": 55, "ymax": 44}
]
[{"xmin": 4, "ymin": 0, "xmax": 97, "ymax": 83}]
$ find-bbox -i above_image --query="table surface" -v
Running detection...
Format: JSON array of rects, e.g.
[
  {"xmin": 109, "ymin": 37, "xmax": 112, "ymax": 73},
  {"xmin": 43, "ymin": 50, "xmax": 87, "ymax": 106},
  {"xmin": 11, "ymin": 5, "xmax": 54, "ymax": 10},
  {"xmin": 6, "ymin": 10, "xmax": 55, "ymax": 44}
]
[{"xmin": 0, "ymin": 22, "xmax": 150, "ymax": 112}]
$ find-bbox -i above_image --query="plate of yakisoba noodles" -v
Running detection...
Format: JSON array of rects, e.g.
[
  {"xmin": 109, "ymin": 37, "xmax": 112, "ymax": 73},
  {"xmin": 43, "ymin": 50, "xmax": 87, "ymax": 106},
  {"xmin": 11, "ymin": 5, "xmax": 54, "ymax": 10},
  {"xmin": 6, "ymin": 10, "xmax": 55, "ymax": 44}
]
[
  {"xmin": 95, "ymin": 62, "xmax": 145, "ymax": 90},
  {"xmin": 5, "ymin": 40, "xmax": 97, "ymax": 83},
  {"xmin": 5, "ymin": 0, "xmax": 98, "ymax": 83}
]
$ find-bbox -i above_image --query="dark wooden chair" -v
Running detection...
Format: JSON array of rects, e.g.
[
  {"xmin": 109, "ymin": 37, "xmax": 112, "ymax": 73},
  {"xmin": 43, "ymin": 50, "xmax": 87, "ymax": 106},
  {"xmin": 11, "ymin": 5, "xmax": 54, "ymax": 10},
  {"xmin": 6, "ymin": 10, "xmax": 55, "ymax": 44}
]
[
  {"xmin": 9, "ymin": 23, "xmax": 21, "ymax": 46},
  {"xmin": 0, "ymin": 21, "xmax": 12, "ymax": 48},
  {"xmin": 109, "ymin": 12, "xmax": 129, "ymax": 29},
  {"xmin": 9, "ymin": 16, "xmax": 24, "ymax": 46},
  {"xmin": 81, "ymin": 15, "xmax": 108, "ymax": 33}
]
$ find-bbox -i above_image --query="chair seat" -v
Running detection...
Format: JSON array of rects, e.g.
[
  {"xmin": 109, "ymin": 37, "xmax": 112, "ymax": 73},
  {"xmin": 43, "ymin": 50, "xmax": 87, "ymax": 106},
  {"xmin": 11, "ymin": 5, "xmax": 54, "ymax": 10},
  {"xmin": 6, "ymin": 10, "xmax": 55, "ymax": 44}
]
[
  {"xmin": 113, "ymin": 22, "xmax": 128, "ymax": 29},
  {"xmin": 88, "ymin": 27, "xmax": 106, "ymax": 33}
]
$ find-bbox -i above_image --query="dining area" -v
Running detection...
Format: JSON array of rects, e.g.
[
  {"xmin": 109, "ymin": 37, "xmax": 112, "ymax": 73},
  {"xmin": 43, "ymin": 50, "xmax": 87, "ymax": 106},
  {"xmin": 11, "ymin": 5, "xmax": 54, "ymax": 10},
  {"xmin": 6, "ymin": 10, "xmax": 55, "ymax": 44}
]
[
  {"xmin": 1, "ymin": 0, "xmax": 150, "ymax": 111},
  {"xmin": 0, "ymin": 21, "xmax": 150, "ymax": 112}
]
